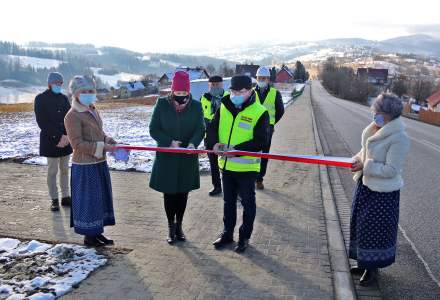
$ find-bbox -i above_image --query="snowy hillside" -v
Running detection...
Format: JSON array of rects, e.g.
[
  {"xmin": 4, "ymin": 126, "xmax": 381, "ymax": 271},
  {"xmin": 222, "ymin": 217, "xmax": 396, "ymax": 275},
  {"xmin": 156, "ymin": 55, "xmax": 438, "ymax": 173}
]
[{"xmin": 0, "ymin": 54, "xmax": 64, "ymax": 69}]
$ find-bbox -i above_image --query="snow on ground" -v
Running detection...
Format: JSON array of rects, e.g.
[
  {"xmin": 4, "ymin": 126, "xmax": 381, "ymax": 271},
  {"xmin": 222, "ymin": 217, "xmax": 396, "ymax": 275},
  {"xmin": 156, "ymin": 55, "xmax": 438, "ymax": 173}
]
[
  {"xmin": 0, "ymin": 85, "xmax": 45, "ymax": 104},
  {"xmin": 0, "ymin": 105, "xmax": 210, "ymax": 173},
  {"xmin": 91, "ymin": 68, "xmax": 143, "ymax": 88},
  {"xmin": 0, "ymin": 238, "xmax": 107, "ymax": 299},
  {"xmin": 0, "ymin": 55, "xmax": 64, "ymax": 69},
  {"xmin": 291, "ymin": 48, "xmax": 344, "ymax": 62}
]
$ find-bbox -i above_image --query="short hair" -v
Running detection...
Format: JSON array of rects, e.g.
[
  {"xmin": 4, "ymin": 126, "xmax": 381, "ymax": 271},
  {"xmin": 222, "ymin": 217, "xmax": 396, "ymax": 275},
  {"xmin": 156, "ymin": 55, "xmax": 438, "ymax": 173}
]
[
  {"xmin": 371, "ymin": 93, "xmax": 403, "ymax": 120},
  {"xmin": 209, "ymin": 76, "xmax": 223, "ymax": 83}
]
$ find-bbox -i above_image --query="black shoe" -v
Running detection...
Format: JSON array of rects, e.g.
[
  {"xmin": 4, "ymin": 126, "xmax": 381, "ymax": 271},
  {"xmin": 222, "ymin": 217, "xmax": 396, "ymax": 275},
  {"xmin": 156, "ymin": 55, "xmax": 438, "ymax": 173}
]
[
  {"xmin": 61, "ymin": 196, "xmax": 71, "ymax": 207},
  {"xmin": 256, "ymin": 181, "xmax": 265, "ymax": 190},
  {"xmin": 360, "ymin": 269, "xmax": 378, "ymax": 286},
  {"xmin": 167, "ymin": 223, "xmax": 176, "ymax": 244},
  {"xmin": 51, "ymin": 199, "xmax": 59, "ymax": 212},
  {"xmin": 96, "ymin": 234, "xmax": 114, "ymax": 245},
  {"xmin": 234, "ymin": 238, "xmax": 249, "ymax": 253},
  {"xmin": 213, "ymin": 233, "xmax": 234, "ymax": 249},
  {"xmin": 209, "ymin": 187, "xmax": 222, "ymax": 197},
  {"xmin": 84, "ymin": 236, "xmax": 105, "ymax": 247},
  {"xmin": 175, "ymin": 221, "xmax": 186, "ymax": 241},
  {"xmin": 350, "ymin": 266, "xmax": 366, "ymax": 275}
]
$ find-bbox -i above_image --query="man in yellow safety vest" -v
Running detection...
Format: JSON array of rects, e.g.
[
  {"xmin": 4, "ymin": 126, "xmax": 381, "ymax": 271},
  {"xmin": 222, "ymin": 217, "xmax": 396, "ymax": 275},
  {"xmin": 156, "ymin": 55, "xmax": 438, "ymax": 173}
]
[
  {"xmin": 200, "ymin": 76, "xmax": 228, "ymax": 196},
  {"xmin": 254, "ymin": 66, "xmax": 285, "ymax": 190},
  {"xmin": 207, "ymin": 75, "xmax": 269, "ymax": 253}
]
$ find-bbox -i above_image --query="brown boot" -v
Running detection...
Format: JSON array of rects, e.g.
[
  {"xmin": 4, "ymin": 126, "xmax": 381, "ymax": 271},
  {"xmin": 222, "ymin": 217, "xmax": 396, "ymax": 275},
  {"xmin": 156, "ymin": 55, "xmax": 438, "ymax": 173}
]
[{"xmin": 256, "ymin": 181, "xmax": 265, "ymax": 190}]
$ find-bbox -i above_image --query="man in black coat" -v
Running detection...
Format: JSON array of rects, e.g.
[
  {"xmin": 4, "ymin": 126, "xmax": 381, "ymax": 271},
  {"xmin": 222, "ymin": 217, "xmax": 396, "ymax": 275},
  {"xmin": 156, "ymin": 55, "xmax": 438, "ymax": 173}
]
[{"xmin": 34, "ymin": 72, "xmax": 73, "ymax": 211}]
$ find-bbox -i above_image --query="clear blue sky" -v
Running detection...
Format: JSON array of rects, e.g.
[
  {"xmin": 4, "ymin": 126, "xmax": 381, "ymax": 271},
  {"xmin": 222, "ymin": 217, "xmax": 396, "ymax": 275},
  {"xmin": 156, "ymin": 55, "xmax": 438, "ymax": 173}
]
[{"xmin": 1, "ymin": 0, "xmax": 439, "ymax": 53}]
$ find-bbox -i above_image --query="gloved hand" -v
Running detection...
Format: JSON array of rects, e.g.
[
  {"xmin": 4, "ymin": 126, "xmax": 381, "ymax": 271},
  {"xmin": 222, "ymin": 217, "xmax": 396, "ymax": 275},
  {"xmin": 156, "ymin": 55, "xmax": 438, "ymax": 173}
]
[{"xmin": 111, "ymin": 148, "xmax": 130, "ymax": 163}]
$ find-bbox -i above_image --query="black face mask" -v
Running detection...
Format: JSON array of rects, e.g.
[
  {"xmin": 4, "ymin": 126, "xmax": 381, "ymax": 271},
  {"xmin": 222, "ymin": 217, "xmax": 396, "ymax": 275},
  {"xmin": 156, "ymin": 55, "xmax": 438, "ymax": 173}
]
[{"xmin": 174, "ymin": 95, "xmax": 188, "ymax": 104}]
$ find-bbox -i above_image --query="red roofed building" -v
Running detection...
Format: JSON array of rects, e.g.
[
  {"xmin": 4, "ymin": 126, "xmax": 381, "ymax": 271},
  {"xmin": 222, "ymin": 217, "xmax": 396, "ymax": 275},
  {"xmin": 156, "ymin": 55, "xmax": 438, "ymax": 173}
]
[
  {"xmin": 427, "ymin": 89, "xmax": 440, "ymax": 112},
  {"xmin": 276, "ymin": 66, "xmax": 294, "ymax": 83}
]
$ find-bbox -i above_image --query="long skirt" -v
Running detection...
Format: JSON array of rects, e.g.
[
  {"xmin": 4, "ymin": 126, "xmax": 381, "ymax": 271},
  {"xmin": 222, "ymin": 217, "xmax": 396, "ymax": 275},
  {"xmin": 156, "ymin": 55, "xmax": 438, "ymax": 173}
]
[
  {"xmin": 349, "ymin": 179, "xmax": 400, "ymax": 269},
  {"xmin": 70, "ymin": 161, "xmax": 115, "ymax": 236}
]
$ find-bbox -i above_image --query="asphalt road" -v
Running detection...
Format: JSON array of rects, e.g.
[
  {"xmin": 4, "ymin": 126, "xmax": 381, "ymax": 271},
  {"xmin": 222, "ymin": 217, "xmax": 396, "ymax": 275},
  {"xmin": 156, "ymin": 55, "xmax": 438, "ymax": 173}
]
[{"xmin": 311, "ymin": 80, "xmax": 440, "ymax": 299}]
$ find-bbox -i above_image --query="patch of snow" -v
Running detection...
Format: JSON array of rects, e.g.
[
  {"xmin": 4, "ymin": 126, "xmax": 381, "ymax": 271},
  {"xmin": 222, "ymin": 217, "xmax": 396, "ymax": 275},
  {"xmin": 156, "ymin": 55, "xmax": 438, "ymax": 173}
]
[
  {"xmin": 0, "ymin": 238, "xmax": 20, "ymax": 252},
  {"xmin": 0, "ymin": 55, "xmax": 63, "ymax": 69},
  {"xmin": 0, "ymin": 239, "xmax": 107, "ymax": 299}
]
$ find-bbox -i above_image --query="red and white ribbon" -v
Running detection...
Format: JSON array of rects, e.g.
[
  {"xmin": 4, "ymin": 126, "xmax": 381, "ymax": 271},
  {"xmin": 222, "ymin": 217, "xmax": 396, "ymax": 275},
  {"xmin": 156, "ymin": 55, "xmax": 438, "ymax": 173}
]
[{"xmin": 116, "ymin": 145, "xmax": 355, "ymax": 169}]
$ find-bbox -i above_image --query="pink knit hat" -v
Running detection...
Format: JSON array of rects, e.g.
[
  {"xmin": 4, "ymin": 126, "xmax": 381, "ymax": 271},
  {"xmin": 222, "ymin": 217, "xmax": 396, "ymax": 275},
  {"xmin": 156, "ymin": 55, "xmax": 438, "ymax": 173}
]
[{"xmin": 171, "ymin": 71, "xmax": 190, "ymax": 93}]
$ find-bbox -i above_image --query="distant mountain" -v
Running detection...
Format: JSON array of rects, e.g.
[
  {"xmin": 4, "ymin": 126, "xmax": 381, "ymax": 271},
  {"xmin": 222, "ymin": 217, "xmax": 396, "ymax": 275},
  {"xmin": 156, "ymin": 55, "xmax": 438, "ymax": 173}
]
[
  {"xmin": 190, "ymin": 35, "xmax": 440, "ymax": 64},
  {"xmin": 379, "ymin": 34, "xmax": 440, "ymax": 56}
]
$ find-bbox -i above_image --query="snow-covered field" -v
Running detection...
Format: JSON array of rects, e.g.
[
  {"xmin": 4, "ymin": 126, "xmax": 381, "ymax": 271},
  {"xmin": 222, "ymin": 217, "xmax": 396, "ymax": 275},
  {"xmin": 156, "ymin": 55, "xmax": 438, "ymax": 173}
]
[
  {"xmin": 0, "ymin": 105, "xmax": 210, "ymax": 172},
  {"xmin": 0, "ymin": 55, "xmax": 64, "ymax": 69},
  {"xmin": 0, "ymin": 85, "xmax": 45, "ymax": 104},
  {"xmin": 91, "ymin": 68, "xmax": 143, "ymax": 88},
  {"xmin": 0, "ymin": 238, "xmax": 106, "ymax": 299}
]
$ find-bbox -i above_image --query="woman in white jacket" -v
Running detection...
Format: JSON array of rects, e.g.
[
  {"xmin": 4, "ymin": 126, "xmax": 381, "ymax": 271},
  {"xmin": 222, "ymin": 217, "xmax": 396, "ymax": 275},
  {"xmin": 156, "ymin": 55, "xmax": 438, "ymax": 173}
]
[{"xmin": 349, "ymin": 93, "xmax": 410, "ymax": 286}]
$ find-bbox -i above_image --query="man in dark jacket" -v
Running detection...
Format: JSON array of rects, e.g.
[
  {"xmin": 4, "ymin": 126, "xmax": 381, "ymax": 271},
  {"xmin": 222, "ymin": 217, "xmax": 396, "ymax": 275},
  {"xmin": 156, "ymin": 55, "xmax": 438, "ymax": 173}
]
[
  {"xmin": 200, "ymin": 75, "xmax": 228, "ymax": 196},
  {"xmin": 207, "ymin": 75, "xmax": 269, "ymax": 253},
  {"xmin": 34, "ymin": 72, "xmax": 73, "ymax": 211},
  {"xmin": 254, "ymin": 66, "xmax": 285, "ymax": 190}
]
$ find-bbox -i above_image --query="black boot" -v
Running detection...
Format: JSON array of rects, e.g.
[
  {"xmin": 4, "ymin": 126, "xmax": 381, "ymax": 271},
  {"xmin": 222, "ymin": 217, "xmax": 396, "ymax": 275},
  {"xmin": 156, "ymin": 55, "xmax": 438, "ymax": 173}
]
[
  {"xmin": 350, "ymin": 266, "xmax": 366, "ymax": 275},
  {"xmin": 96, "ymin": 234, "xmax": 114, "ymax": 245},
  {"xmin": 209, "ymin": 186, "xmax": 222, "ymax": 197},
  {"xmin": 61, "ymin": 196, "xmax": 71, "ymax": 207},
  {"xmin": 235, "ymin": 238, "xmax": 249, "ymax": 253},
  {"xmin": 175, "ymin": 221, "xmax": 186, "ymax": 241},
  {"xmin": 51, "ymin": 199, "xmax": 59, "ymax": 212},
  {"xmin": 84, "ymin": 236, "xmax": 105, "ymax": 247},
  {"xmin": 360, "ymin": 269, "xmax": 378, "ymax": 286},
  {"xmin": 167, "ymin": 223, "xmax": 176, "ymax": 244},
  {"xmin": 213, "ymin": 233, "xmax": 234, "ymax": 249}
]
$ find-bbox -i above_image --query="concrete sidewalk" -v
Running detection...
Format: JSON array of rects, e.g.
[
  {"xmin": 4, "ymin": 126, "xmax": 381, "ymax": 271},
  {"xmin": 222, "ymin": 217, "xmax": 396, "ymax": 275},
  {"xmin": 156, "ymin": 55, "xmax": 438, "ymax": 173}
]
[{"xmin": 0, "ymin": 87, "xmax": 338, "ymax": 299}]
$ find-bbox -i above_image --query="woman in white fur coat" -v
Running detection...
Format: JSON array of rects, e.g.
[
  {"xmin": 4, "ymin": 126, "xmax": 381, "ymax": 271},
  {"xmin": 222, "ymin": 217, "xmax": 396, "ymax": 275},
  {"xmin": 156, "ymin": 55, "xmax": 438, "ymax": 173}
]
[{"xmin": 349, "ymin": 93, "xmax": 410, "ymax": 286}]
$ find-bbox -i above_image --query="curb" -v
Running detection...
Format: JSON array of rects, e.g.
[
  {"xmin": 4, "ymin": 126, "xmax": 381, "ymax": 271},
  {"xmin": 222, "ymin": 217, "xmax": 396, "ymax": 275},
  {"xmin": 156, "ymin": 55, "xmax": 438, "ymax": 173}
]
[{"xmin": 309, "ymin": 85, "xmax": 357, "ymax": 300}]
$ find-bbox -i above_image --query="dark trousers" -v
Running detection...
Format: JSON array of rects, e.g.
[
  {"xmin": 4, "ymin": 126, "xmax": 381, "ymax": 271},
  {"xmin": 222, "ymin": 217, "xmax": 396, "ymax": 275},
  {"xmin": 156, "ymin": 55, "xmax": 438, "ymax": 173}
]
[
  {"xmin": 205, "ymin": 139, "xmax": 221, "ymax": 189},
  {"xmin": 257, "ymin": 126, "xmax": 274, "ymax": 183},
  {"xmin": 222, "ymin": 171, "xmax": 257, "ymax": 239},
  {"xmin": 163, "ymin": 193, "xmax": 188, "ymax": 225},
  {"xmin": 208, "ymin": 153, "xmax": 222, "ymax": 188}
]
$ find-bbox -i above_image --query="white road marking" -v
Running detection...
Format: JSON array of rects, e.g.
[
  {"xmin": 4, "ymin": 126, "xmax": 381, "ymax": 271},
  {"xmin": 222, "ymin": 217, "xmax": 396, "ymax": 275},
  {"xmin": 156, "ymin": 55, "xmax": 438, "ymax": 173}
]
[
  {"xmin": 399, "ymin": 224, "xmax": 440, "ymax": 288},
  {"xmin": 412, "ymin": 139, "xmax": 440, "ymax": 153}
]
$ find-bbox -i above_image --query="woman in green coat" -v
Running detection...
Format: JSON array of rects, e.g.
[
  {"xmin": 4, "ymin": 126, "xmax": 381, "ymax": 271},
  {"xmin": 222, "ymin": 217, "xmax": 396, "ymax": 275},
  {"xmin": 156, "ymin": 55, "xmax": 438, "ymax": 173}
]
[{"xmin": 149, "ymin": 71, "xmax": 205, "ymax": 244}]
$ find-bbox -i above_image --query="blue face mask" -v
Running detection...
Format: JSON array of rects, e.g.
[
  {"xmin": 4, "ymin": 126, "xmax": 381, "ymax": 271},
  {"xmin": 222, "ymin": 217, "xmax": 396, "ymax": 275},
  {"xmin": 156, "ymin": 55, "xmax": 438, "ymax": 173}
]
[
  {"xmin": 51, "ymin": 85, "xmax": 62, "ymax": 94},
  {"xmin": 210, "ymin": 87, "xmax": 224, "ymax": 97},
  {"xmin": 230, "ymin": 95, "xmax": 245, "ymax": 107},
  {"xmin": 257, "ymin": 80, "xmax": 268, "ymax": 89},
  {"xmin": 373, "ymin": 114, "xmax": 385, "ymax": 127},
  {"xmin": 79, "ymin": 93, "xmax": 97, "ymax": 106}
]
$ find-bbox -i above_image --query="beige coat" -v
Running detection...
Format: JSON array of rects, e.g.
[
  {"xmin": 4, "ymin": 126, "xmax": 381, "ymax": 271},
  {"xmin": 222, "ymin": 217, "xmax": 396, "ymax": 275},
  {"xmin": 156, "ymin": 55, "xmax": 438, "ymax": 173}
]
[
  {"xmin": 64, "ymin": 100, "xmax": 115, "ymax": 165},
  {"xmin": 353, "ymin": 117, "xmax": 410, "ymax": 193}
]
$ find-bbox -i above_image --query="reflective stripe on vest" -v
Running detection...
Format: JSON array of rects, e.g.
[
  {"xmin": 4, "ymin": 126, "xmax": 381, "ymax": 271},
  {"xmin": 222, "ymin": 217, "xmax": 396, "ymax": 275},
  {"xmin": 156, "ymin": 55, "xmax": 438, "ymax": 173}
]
[
  {"xmin": 255, "ymin": 87, "xmax": 277, "ymax": 125},
  {"xmin": 218, "ymin": 101, "xmax": 267, "ymax": 172},
  {"xmin": 201, "ymin": 91, "xmax": 228, "ymax": 121}
]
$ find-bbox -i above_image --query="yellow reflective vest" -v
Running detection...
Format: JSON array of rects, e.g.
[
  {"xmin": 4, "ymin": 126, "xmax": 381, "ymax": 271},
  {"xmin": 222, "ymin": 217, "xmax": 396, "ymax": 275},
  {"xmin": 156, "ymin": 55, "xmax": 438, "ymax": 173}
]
[
  {"xmin": 201, "ymin": 91, "xmax": 228, "ymax": 121},
  {"xmin": 255, "ymin": 87, "xmax": 277, "ymax": 125},
  {"xmin": 218, "ymin": 100, "xmax": 267, "ymax": 172}
]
